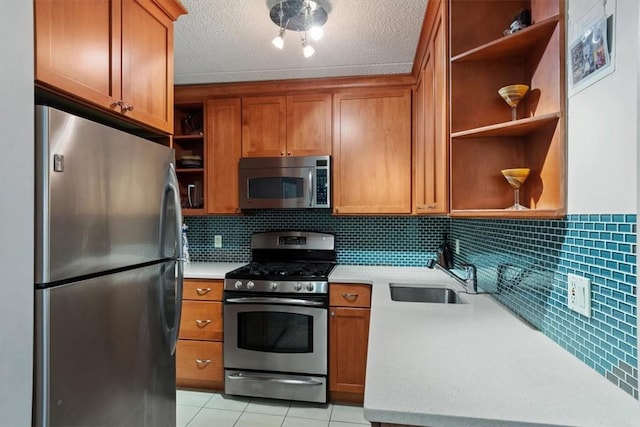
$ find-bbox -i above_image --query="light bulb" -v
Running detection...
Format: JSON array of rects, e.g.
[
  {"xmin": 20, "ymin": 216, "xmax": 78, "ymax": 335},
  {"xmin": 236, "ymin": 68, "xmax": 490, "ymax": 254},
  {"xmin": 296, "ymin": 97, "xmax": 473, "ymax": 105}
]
[
  {"xmin": 309, "ymin": 25, "xmax": 323, "ymax": 41},
  {"xmin": 272, "ymin": 35, "xmax": 284, "ymax": 49},
  {"xmin": 303, "ymin": 42, "xmax": 315, "ymax": 58}
]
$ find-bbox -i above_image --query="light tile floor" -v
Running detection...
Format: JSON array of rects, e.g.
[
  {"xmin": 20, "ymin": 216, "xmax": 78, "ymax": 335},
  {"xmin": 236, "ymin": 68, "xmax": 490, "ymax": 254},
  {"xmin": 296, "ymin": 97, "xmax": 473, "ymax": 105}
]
[{"xmin": 177, "ymin": 389, "xmax": 370, "ymax": 427}]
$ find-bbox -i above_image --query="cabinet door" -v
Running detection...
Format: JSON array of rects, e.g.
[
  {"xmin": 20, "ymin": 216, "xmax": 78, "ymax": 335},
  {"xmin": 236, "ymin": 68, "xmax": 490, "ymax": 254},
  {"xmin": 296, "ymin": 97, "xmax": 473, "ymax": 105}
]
[
  {"xmin": 286, "ymin": 93, "xmax": 332, "ymax": 156},
  {"xmin": 242, "ymin": 96, "xmax": 287, "ymax": 157},
  {"xmin": 206, "ymin": 98, "xmax": 242, "ymax": 214},
  {"xmin": 35, "ymin": 0, "xmax": 121, "ymax": 109},
  {"xmin": 121, "ymin": 0, "xmax": 174, "ymax": 133},
  {"xmin": 179, "ymin": 301, "xmax": 223, "ymax": 341},
  {"xmin": 176, "ymin": 340, "xmax": 224, "ymax": 383},
  {"xmin": 329, "ymin": 307, "xmax": 370, "ymax": 397},
  {"xmin": 333, "ymin": 89, "xmax": 412, "ymax": 214},
  {"xmin": 414, "ymin": 8, "xmax": 448, "ymax": 214}
]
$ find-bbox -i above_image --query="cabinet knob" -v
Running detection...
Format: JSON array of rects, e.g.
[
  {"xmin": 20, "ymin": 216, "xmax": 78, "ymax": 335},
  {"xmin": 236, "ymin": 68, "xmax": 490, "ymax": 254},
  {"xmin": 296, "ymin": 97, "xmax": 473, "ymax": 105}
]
[
  {"xmin": 331, "ymin": 311, "xmax": 336, "ymax": 317},
  {"xmin": 112, "ymin": 100, "xmax": 125, "ymax": 108},
  {"xmin": 195, "ymin": 319, "xmax": 211, "ymax": 327},
  {"xmin": 195, "ymin": 359, "xmax": 212, "ymax": 366},
  {"xmin": 287, "ymin": 152, "xmax": 292, "ymax": 156},
  {"xmin": 196, "ymin": 287, "xmax": 212, "ymax": 295},
  {"xmin": 342, "ymin": 293, "xmax": 358, "ymax": 301},
  {"xmin": 280, "ymin": 151, "xmax": 285, "ymax": 156}
]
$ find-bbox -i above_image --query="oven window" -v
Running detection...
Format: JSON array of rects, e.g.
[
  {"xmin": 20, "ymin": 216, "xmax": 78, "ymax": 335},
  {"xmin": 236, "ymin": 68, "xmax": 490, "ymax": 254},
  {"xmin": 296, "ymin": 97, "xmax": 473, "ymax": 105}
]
[
  {"xmin": 237, "ymin": 311, "xmax": 313, "ymax": 353},
  {"xmin": 247, "ymin": 177, "xmax": 304, "ymax": 200}
]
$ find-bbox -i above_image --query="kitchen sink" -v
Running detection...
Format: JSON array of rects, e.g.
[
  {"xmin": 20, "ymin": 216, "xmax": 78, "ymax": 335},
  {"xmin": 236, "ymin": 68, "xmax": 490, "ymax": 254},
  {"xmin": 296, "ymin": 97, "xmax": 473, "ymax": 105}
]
[{"xmin": 389, "ymin": 283, "xmax": 467, "ymax": 304}]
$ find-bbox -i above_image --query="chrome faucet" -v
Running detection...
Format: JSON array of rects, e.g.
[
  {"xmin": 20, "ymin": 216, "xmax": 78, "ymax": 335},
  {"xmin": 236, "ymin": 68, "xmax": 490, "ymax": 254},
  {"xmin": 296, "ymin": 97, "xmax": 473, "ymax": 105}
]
[{"xmin": 427, "ymin": 258, "xmax": 478, "ymax": 294}]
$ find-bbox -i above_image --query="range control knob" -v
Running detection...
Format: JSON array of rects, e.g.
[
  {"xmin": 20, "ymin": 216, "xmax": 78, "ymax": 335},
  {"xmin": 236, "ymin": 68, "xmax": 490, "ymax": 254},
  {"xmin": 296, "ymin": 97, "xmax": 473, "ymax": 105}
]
[
  {"xmin": 246, "ymin": 281, "xmax": 255, "ymax": 290},
  {"xmin": 294, "ymin": 282, "xmax": 303, "ymax": 291},
  {"xmin": 270, "ymin": 282, "xmax": 278, "ymax": 290},
  {"xmin": 234, "ymin": 280, "xmax": 243, "ymax": 290},
  {"xmin": 306, "ymin": 283, "xmax": 315, "ymax": 292}
]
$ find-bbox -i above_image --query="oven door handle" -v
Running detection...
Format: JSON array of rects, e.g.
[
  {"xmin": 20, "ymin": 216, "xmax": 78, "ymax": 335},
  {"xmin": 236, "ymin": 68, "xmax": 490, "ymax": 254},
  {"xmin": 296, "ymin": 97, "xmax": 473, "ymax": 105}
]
[
  {"xmin": 227, "ymin": 372, "xmax": 323, "ymax": 386},
  {"xmin": 225, "ymin": 297, "xmax": 325, "ymax": 307}
]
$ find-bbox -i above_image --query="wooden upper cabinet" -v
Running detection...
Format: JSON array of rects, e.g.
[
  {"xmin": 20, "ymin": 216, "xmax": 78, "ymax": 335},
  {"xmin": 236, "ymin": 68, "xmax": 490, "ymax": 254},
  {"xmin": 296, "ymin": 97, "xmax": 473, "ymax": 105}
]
[
  {"xmin": 35, "ymin": 0, "xmax": 186, "ymax": 134},
  {"xmin": 333, "ymin": 89, "xmax": 412, "ymax": 214},
  {"xmin": 286, "ymin": 93, "xmax": 332, "ymax": 156},
  {"xmin": 242, "ymin": 94, "xmax": 332, "ymax": 157},
  {"xmin": 242, "ymin": 96, "xmax": 287, "ymax": 157},
  {"xmin": 206, "ymin": 98, "xmax": 242, "ymax": 214},
  {"xmin": 414, "ymin": 0, "xmax": 448, "ymax": 215},
  {"xmin": 449, "ymin": 0, "xmax": 565, "ymax": 217},
  {"xmin": 35, "ymin": 0, "xmax": 121, "ymax": 108}
]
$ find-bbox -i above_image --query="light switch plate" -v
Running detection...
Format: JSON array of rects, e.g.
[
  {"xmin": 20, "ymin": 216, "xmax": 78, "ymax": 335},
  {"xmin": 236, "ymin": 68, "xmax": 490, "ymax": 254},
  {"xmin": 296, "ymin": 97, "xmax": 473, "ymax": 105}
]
[
  {"xmin": 214, "ymin": 235, "xmax": 222, "ymax": 248},
  {"xmin": 567, "ymin": 273, "xmax": 591, "ymax": 317}
]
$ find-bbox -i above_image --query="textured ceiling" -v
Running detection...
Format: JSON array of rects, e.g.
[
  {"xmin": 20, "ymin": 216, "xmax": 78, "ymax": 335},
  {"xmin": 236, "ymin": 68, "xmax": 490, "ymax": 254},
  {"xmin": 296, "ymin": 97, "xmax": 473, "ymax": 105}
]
[{"xmin": 174, "ymin": 0, "xmax": 429, "ymax": 84}]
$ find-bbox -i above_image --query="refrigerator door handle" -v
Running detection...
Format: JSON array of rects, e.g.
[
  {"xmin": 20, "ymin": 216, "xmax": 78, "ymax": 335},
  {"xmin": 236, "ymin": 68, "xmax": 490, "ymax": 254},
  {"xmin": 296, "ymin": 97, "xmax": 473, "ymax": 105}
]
[{"xmin": 159, "ymin": 163, "xmax": 184, "ymax": 354}]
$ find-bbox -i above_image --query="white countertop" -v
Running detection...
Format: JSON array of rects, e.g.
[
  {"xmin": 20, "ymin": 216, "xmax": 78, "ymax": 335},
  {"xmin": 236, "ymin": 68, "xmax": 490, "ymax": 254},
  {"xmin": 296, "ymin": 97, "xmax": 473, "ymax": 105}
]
[
  {"xmin": 329, "ymin": 265, "xmax": 640, "ymax": 427},
  {"xmin": 183, "ymin": 262, "xmax": 245, "ymax": 279},
  {"xmin": 185, "ymin": 262, "xmax": 640, "ymax": 426}
]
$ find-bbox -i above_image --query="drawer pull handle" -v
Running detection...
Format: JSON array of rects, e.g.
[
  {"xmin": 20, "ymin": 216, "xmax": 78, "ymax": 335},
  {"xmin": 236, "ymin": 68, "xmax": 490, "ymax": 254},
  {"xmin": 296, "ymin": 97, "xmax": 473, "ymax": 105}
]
[
  {"xmin": 195, "ymin": 319, "xmax": 211, "ymax": 327},
  {"xmin": 342, "ymin": 293, "xmax": 358, "ymax": 300},
  {"xmin": 195, "ymin": 359, "xmax": 212, "ymax": 366},
  {"xmin": 196, "ymin": 287, "xmax": 212, "ymax": 295}
]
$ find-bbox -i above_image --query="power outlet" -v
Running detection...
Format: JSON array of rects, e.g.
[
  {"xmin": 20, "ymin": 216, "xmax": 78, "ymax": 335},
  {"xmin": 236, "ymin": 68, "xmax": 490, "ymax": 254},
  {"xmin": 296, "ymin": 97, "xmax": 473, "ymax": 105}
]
[
  {"xmin": 567, "ymin": 273, "xmax": 591, "ymax": 317},
  {"xmin": 214, "ymin": 235, "xmax": 222, "ymax": 248}
]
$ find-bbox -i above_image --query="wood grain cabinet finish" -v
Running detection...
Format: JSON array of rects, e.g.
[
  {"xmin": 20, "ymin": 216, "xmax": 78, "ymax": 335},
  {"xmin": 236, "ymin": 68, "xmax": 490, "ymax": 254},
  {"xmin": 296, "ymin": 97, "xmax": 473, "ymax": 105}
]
[
  {"xmin": 414, "ymin": 0, "xmax": 448, "ymax": 215},
  {"xmin": 333, "ymin": 89, "xmax": 412, "ymax": 214},
  {"xmin": 329, "ymin": 283, "xmax": 371, "ymax": 404},
  {"xmin": 242, "ymin": 94, "xmax": 332, "ymax": 157},
  {"xmin": 448, "ymin": 0, "xmax": 566, "ymax": 218},
  {"xmin": 35, "ymin": 0, "xmax": 186, "ymax": 134},
  {"xmin": 177, "ymin": 279, "xmax": 224, "ymax": 390},
  {"xmin": 206, "ymin": 98, "xmax": 242, "ymax": 214}
]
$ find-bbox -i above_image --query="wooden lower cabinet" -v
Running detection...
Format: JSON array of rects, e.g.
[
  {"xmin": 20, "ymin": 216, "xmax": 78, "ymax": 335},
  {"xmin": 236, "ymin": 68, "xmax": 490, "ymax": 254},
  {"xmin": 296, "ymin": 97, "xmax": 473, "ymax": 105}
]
[
  {"xmin": 177, "ymin": 279, "xmax": 224, "ymax": 390},
  {"xmin": 329, "ymin": 283, "xmax": 371, "ymax": 403}
]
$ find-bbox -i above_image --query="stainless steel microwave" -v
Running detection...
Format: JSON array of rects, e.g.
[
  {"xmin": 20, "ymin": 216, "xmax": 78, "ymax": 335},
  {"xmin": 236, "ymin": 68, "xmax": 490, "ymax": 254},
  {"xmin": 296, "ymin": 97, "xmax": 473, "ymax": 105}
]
[{"xmin": 238, "ymin": 155, "xmax": 331, "ymax": 209}]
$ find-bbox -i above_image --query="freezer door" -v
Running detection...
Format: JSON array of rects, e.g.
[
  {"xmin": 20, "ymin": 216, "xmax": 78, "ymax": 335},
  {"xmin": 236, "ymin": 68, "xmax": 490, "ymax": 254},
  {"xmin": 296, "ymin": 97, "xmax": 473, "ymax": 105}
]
[
  {"xmin": 35, "ymin": 105, "xmax": 177, "ymax": 284},
  {"xmin": 34, "ymin": 261, "xmax": 180, "ymax": 427}
]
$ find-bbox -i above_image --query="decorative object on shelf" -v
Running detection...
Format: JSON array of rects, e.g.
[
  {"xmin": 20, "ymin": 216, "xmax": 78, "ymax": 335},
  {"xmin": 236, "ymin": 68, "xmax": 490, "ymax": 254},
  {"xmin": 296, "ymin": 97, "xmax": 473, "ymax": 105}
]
[
  {"xmin": 268, "ymin": 0, "xmax": 328, "ymax": 58},
  {"xmin": 501, "ymin": 168, "xmax": 530, "ymax": 210},
  {"xmin": 178, "ymin": 155, "xmax": 202, "ymax": 168},
  {"xmin": 498, "ymin": 84, "xmax": 529, "ymax": 121},
  {"xmin": 503, "ymin": 8, "xmax": 531, "ymax": 35},
  {"xmin": 182, "ymin": 112, "xmax": 203, "ymax": 135}
]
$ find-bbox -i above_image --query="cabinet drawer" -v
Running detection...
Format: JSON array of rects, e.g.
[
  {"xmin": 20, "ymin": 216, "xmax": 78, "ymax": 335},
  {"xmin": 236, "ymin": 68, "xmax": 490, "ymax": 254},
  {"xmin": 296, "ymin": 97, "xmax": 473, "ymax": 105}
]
[
  {"xmin": 176, "ymin": 340, "xmax": 223, "ymax": 382},
  {"xmin": 183, "ymin": 279, "xmax": 223, "ymax": 301},
  {"xmin": 179, "ymin": 301, "xmax": 222, "ymax": 340},
  {"xmin": 330, "ymin": 284, "xmax": 371, "ymax": 308}
]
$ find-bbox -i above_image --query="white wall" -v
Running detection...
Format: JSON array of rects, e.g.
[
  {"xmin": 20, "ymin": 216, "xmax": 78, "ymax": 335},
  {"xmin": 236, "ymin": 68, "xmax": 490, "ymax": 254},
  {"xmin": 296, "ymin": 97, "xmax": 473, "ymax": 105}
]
[
  {"xmin": 0, "ymin": 1, "xmax": 34, "ymax": 425},
  {"xmin": 567, "ymin": 0, "xmax": 638, "ymax": 214}
]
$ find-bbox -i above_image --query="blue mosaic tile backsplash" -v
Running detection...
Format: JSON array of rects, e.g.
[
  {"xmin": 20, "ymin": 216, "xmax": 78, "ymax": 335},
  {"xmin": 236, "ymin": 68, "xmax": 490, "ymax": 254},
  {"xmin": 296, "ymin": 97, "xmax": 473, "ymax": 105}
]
[
  {"xmin": 185, "ymin": 211, "xmax": 638, "ymax": 398},
  {"xmin": 185, "ymin": 210, "xmax": 449, "ymax": 266},
  {"xmin": 451, "ymin": 214, "xmax": 638, "ymax": 399}
]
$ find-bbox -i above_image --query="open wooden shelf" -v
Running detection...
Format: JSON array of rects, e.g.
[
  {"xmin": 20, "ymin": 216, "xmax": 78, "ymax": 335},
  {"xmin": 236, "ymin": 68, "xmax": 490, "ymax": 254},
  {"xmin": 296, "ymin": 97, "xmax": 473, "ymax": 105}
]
[
  {"xmin": 451, "ymin": 15, "xmax": 560, "ymax": 63},
  {"xmin": 175, "ymin": 168, "xmax": 204, "ymax": 174},
  {"xmin": 174, "ymin": 134, "xmax": 203, "ymax": 141},
  {"xmin": 451, "ymin": 112, "xmax": 562, "ymax": 139},
  {"xmin": 450, "ymin": 208, "xmax": 566, "ymax": 219}
]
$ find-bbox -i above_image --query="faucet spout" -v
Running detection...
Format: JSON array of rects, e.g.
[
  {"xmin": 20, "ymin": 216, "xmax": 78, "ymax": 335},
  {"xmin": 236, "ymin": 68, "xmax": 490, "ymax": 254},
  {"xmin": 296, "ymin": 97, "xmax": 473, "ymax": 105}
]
[{"xmin": 428, "ymin": 258, "xmax": 478, "ymax": 294}]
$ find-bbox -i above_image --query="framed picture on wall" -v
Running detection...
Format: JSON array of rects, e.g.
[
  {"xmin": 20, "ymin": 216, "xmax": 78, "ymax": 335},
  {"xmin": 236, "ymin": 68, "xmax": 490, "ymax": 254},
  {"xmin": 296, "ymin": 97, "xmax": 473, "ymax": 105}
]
[{"xmin": 568, "ymin": 0, "xmax": 616, "ymax": 97}]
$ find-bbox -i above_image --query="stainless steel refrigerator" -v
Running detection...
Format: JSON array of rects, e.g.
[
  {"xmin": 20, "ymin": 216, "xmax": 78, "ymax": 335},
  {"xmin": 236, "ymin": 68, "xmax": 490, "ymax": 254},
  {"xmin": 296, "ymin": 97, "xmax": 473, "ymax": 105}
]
[{"xmin": 33, "ymin": 105, "xmax": 183, "ymax": 427}]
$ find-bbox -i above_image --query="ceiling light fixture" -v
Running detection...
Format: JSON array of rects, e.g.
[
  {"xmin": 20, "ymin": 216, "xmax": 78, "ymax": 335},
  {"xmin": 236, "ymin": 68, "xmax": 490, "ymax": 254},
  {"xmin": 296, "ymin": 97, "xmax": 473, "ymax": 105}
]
[{"xmin": 268, "ymin": 0, "xmax": 328, "ymax": 58}]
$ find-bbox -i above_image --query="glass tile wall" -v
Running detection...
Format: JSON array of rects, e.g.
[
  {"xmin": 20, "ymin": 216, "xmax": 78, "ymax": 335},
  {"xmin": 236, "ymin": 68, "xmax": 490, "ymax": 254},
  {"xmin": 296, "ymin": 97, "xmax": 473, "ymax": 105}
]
[
  {"xmin": 451, "ymin": 214, "xmax": 638, "ymax": 398},
  {"xmin": 185, "ymin": 211, "xmax": 638, "ymax": 398}
]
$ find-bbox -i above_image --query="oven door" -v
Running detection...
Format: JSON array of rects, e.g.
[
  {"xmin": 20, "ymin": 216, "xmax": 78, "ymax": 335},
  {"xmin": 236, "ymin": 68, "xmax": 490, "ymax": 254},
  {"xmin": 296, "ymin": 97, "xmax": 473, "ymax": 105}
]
[
  {"xmin": 223, "ymin": 296, "xmax": 327, "ymax": 375},
  {"xmin": 239, "ymin": 167, "xmax": 315, "ymax": 209}
]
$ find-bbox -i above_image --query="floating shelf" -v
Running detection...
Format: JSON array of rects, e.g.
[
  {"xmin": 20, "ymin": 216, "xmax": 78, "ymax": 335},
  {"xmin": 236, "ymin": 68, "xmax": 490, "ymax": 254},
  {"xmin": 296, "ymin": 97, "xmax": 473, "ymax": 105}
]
[
  {"xmin": 451, "ymin": 112, "xmax": 562, "ymax": 139},
  {"xmin": 451, "ymin": 15, "xmax": 560, "ymax": 63},
  {"xmin": 450, "ymin": 208, "xmax": 566, "ymax": 219}
]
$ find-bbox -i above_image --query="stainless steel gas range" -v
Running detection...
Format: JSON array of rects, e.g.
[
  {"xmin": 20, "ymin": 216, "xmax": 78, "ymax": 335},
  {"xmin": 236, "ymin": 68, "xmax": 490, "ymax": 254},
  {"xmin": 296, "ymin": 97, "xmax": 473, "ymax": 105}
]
[{"xmin": 223, "ymin": 231, "xmax": 336, "ymax": 403}]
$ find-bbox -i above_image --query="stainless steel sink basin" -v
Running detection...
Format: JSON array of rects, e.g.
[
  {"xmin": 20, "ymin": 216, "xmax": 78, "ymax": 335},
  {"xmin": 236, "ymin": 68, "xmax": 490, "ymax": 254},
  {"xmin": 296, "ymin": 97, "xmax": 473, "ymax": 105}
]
[{"xmin": 389, "ymin": 283, "xmax": 467, "ymax": 304}]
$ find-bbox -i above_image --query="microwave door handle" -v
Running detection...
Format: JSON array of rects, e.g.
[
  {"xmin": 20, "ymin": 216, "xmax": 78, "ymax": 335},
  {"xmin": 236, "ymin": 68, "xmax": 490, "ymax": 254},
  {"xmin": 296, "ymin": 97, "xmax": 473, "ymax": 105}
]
[{"xmin": 308, "ymin": 169, "xmax": 314, "ymax": 207}]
